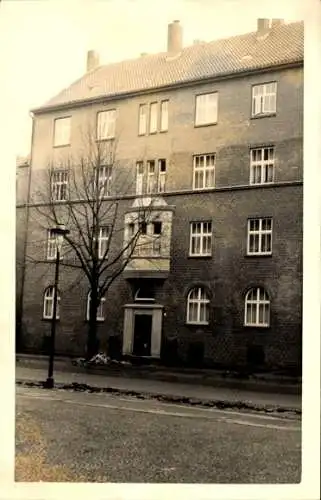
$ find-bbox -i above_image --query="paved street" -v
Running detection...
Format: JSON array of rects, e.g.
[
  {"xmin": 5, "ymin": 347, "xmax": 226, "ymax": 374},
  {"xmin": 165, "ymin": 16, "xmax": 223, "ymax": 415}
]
[{"xmin": 16, "ymin": 386, "xmax": 301, "ymax": 483}]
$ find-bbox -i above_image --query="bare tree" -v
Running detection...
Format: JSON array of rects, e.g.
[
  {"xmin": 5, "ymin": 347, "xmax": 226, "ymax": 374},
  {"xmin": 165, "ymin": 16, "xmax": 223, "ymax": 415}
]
[{"xmin": 28, "ymin": 126, "xmax": 159, "ymax": 359}]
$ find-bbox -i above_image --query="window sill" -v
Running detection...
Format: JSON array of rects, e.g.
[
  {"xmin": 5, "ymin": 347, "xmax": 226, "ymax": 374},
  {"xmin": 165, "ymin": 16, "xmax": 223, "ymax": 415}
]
[
  {"xmin": 251, "ymin": 113, "xmax": 276, "ymax": 120},
  {"xmin": 149, "ymin": 131, "xmax": 157, "ymax": 135},
  {"xmin": 186, "ymin": 321, "xmax": 209, "ymax": 326},
  {"xmin": 86, "ymin": 319, "xmax": 105, "ymax": 323},
  {"xmin": 245, "ymin": 253, "xmax": 272, "ymax": 258},
  {"xmin": 194, "ymin": 122, "xmax": 217, "ymax": 128},
  {"xmin": 42, "ymin": 317, "xmax": 60, "ymax": 322},
  {"xmin": 53, "ymin": 144, "xmax": 70, "ymax": 149},
  {"xmin": 188, "ymin": 254, "xmax": 212, "ymax": 259},
  {"xmin": 192, "ymin": 186, "xmax": 216, "ymax": 191},
  {"xmin": 95, "ymin": 137, "xmax": 115, "ymax": 142},
  {"xmin": 160, "ymin": 129, "xmax": 168, "ymax": 134},
  {"xmin": 249, "ymin": 181, "xmax": 275, "ymax": 187},
  {"xmin": 244, "ymin": 324, "xmax": 270, "ymax": 329}
]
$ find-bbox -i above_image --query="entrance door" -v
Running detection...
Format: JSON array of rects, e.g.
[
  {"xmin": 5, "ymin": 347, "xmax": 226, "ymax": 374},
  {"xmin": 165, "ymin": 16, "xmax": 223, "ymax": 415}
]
[{"xmin": 133, "ymin": 314, "xmax": 152, "ymax": 356}]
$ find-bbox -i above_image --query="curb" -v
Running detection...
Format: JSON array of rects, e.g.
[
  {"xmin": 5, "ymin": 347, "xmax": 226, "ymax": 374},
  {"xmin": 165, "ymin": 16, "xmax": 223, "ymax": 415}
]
[{"xmin": 16, "ymin": 379, "xmax": 301, "ymax": 418}]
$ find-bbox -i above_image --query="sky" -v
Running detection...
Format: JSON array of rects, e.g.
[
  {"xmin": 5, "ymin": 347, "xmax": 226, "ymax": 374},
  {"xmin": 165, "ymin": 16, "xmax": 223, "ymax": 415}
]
[{"xmin": 0, "ymin": 0, "xmax": 306, "ymax": 156}]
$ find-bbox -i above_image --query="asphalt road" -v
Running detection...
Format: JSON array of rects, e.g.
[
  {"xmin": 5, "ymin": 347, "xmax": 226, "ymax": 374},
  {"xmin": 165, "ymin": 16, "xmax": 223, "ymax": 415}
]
[{"xmin": 16, "ymin": 386, "xmax": 301, "ymax": 483}]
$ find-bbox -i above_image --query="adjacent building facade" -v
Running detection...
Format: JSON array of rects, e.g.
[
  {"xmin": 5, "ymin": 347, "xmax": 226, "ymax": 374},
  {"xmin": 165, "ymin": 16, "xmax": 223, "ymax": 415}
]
[{"xmin": 16, "ymin": 19, "xmax": 303, "ymax": 371}]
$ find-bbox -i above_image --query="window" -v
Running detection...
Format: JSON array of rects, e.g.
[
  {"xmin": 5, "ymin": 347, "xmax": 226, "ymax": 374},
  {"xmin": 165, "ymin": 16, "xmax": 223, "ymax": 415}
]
[
  {"xmin": 43, "ymin": 287, "xmax": 60, "ymax": 319},
  {"xmin": 187, "ymin": 287, "xmax": 210, "ymax": 324},
  {"xmin": 252, "ymin": 82, "xmax": 277, "ymax": 117},
  {"xmin": 244, "ymin": 287, "xmax": 270, "ymax": 327},
  {"xmin": 46, "ymin": 229, "xmax": 64, "ymax": 260},
  {"xmin": 193, "ymin": 154, "xmax": 215, "ymax": 190},
  {"xmin": 139, "ymin": 221, "xmax": 147, "ymax": 234},
  {"xmin": 149, "ymin": 102, "xmax": 158, "ymax": 134},
  {"xmin": 190, "ymin": 222, "xmax": 212, "ymax": 256},
  {"xmin": 250, "ymin": 147, "xmax": 274, "ymax": 185},
  {"xmin": 136, "ymin": 161, "xmax": 144, "ymax": 195},
  {"xmin": 195, "ymin": 92, "xmax": 218, "ymax": 126},
  {"xmin": 247, "ymin": 218, "xmax": 272, "ymax": 255},
  {"xmin": 146, "ymin": 160, "xmax": 156, "ymax": 194},
  {"xmin": 97, "ymin": 165, "xmax": 112, "ymax": 197},
  {"xmin": 86, "ymin": 291, "xmax": 105, "ymax": 321},
  {"xmin": 138, "ymin": 104, "xmax": 147, "ymax": 135},
  {"xmin": 54, "ymin": 117, "xmax": 71, "ymax": 147},
  {"xmin": 160, "ymin": 100, "xmax": 169, "ymax": 132},
  {"xmin": 51, "ymin": 170, "xmax": 68, "ymax": 201},
  {"xmin": 97, "ymin": 110, "xmax": 116, "ymax": 140},
  {"xmin": 153, "ymin": 221, "xmax": 162, "ymax": 235},
  {"xmin": 158, "ymin": 159, "xmax": 166, "ymax": 193},
  {"xmin": 47, "ymin": 230, "xmax": 57, "ymax": 260},
  {"xmin": 98, "ymin": 226, "xmax": 110, "ymax": 259}
]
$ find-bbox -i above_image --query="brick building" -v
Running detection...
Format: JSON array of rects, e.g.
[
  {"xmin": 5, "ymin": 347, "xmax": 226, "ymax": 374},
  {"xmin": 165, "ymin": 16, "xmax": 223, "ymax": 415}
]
[{"xmin": 16, "ymin": 19, "xmax": 303, "ymax": 371}]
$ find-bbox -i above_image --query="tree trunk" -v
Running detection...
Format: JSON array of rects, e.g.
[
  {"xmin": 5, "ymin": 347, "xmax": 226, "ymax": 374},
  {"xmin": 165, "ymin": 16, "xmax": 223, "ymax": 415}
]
[{"xmin": 86, "ymin": 288, "xmax": 99, "ymax": 360}]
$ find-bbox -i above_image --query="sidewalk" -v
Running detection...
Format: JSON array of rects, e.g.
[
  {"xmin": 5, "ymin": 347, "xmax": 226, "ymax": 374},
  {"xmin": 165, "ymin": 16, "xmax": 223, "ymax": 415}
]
[
  {"xmin": 16, "ymin": 364, "xmax": 302, "ymax": 413},
  {"xmin": 16, "ymin": 353, "xmax": 301, "ymax": 394}
]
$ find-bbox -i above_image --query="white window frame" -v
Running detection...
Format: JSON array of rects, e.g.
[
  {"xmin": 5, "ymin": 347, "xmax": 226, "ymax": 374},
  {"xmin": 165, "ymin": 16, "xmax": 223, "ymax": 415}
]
[
  {"xmin": 86, "ymin": 291, "xmax": 105, "ymax": 321},
  {"xmin": 195, "ymin": 92, "xmax": 218, "ymax": 126},
  {"xmin": 189, "ymin": 221, "xmax": 212, "ymax": 257},
  {"xmin": 138, "ymin": 104, "xmax": 147, "ymax": 135},
  {"xmin": 157, "ymin": 159, "xmax": 166, "ymax": 193},
  {"xmin": 146, "ymin": 160, "xmax": 156, "ymax": 194},
  {"xmin": 53, "ymin": 117, "xmax": 71, "ymax": 147},
  {"xmin": 96, "ymin": 110, "xmax": 116, "ymax": 140},
  {"xmin": 193, "ymin": 154, "xmax": 215, "ymax": 190},
  {"xmin": 97, "ymin": 165, "xmax": 112, "ymax": 197},
  {"xmin": 149, "ymin": 102, "xmax": 158, "ymax": 134},
  {"xmin": 47, "ymin": 229, "xmax": 57, "ymax": 260},
  {"xmin": 98, "ymin": 226, "xmax": 110, "ymax": 259},
  {"xmin": 43, "ymin": 286, "xmax": 60, "ymax": 319},
  {"xmin": 160, "ymin": 100, "xmax": 169, "ymax": 132},
  {"xmin": 51, "ymin": 170, "xmax": 68, "ymax": 201},
  {"xmin": 244, "ymin": 287, "xmax": 270, "ymax": 327},
  {"xmin": 250, "ymin": 147, "xmax": 275, "ymax": 185},
  {"xmin": 136, "ymin": 161, "xmax": 144, "ymax": 195},
  {"xmin": 46, "ymin": 229, "xmax": 64, "ymax": 260},
  {"xmin": 247, "ymin": 218, "xmax": 273, "ymax": 256},
  {"xmin": 252, "ymin": 82, "xmax": 277, "ymax": 117},
  {"xmin": 186, "ymin": 287, "xmax": 210, "ymax": 325}
]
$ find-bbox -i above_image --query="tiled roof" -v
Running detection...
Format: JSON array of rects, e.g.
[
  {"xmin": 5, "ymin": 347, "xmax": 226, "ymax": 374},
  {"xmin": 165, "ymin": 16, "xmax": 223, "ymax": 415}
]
[{"xmin": 35, "ymin": 21, "xmax": 303, "ymax": 113}]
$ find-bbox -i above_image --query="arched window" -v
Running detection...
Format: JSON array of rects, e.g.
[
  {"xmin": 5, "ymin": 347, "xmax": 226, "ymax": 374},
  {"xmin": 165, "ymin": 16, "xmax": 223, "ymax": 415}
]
[
  {"xmin": 43, "ymin": 287, "xmax": 60, "ymax": 319},
  {"xmin": 86, "ymin": 291, "xmax": 105, "ymax": 321},
  {"xmin": 186, "ymin": 287, "xmax": 210, "ymax": 325},
  {"xmin": 244, "ymin": 287, "xmax": 270, "ymax": 327}
]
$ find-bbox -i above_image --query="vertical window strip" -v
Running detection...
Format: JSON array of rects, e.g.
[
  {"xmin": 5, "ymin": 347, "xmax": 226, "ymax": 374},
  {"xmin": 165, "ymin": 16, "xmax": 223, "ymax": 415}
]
[
  {"xmin": 160, "ymin": 100, "xmax": 169, "ymax": 131},
  {"xmin": 138, "ymin": 104, "xmax": 147, "ymax": 135},
  {"xmin": 149, "ymin": 102, "xmax": 158, "ymax": 133}
]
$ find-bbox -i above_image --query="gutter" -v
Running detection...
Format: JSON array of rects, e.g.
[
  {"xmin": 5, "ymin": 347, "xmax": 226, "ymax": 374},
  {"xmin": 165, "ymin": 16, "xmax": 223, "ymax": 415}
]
[{"xmin": 31, "ymin": 60, "xmax": 303, "ymax": 116}]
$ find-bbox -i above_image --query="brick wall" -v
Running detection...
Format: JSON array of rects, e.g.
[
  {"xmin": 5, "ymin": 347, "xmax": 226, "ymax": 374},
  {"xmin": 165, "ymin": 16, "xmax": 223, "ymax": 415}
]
[{"xmin": 18, "ymin": 63, "xmax": 303, "ymax": 369}]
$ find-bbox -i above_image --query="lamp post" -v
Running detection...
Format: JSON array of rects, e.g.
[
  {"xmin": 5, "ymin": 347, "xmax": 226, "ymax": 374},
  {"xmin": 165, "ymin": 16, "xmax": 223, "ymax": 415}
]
[{"xmin": 44, "ymin": 224, "xmax": 70, "ymax": 389}]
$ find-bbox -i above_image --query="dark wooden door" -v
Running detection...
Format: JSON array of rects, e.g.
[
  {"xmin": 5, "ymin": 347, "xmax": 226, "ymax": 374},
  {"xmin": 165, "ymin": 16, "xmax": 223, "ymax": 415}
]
[{"xmin": 133, "ymin": 314, "xmax": 152, "ymax": 356}]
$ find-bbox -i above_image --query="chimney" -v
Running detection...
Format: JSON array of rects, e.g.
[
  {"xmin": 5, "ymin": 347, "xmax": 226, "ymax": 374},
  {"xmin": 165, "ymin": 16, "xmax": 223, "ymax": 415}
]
[
  {"xmin": 271, "ymin": 19, "xmax": 284, "ymax": 27},
  {"xmin": 167, "ymin": 20, "xmax": 183, "ymax": 54},
  {"xmin": 86, "ymin": 50, "xmax": 100, "ymax": 72},
  {"xmin": 257, "ymin": 18, "xmax": 271, "ymax": 36}
]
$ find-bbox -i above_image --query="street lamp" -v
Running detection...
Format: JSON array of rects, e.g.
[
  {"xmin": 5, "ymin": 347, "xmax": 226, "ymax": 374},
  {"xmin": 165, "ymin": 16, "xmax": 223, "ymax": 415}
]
[{"xmin": 44, "ymin": 224, "xmax": 70, "ymax": 389}]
